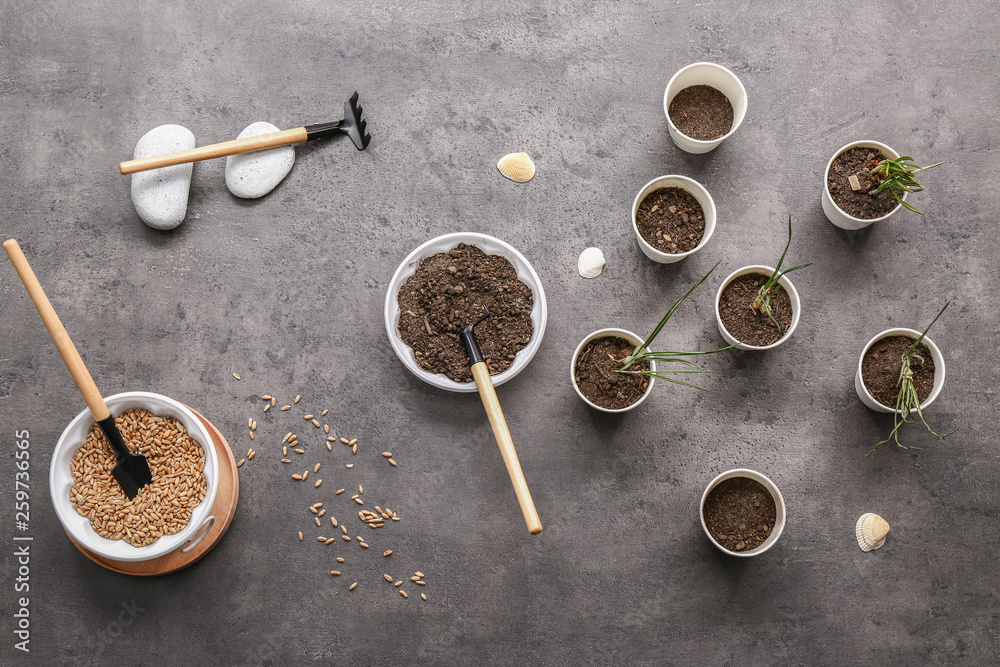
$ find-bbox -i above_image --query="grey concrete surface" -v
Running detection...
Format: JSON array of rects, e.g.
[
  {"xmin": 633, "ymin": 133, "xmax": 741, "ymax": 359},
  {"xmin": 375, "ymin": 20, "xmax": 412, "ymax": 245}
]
[{"xmin": 2, "ymin": 1, "xmax": 998, "ymax": 664}]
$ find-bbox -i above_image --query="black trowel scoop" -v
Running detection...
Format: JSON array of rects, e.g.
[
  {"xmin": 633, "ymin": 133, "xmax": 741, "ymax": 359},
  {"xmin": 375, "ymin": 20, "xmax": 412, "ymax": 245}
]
[
  {"xmin": 4, "ymin": 240, "xmax": 153, "ymax": 499},
  {"xmin": 459, "ymin": 308, "xmax": 542, "ymax": 535}
]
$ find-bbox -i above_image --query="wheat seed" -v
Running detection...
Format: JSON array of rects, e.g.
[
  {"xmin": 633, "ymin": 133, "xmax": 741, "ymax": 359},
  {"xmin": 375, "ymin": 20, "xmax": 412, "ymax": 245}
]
[
  {"xmin": 262, "ymin": 395, "xmax": 272, "ymax": 401},
  {"xmin": 282, "ymin": 459, "xmax": 291, "ymax": 463},
  {"xmin": 382, "ymin": 452, "xmax": 392, "ymax": 458},
  {"xmin": 384, "ymin": 550, "xmax": 392, "ymax": 557},
  {"xmin": 298, "ymin": 531, "xmax": 303, "ymax": 540},
  {"xmin": 421, "ymin": 594, "xmax": 427, "ymax": 601},
  {"xmin": 315, "ymin": 480, "xmax": 322, "ymax": 488},
  {"xmin": 330, "ymin": 570, "xmax": 341, "ymax": 576},
  {"xmin": 314, "ymin": 517, "xmax": 320, "ymax": 526},
  {"xmin": 337, "ymin": 557, "xmax": 345, "ymax": 563},
  {"xmin": 237, "ymin": 459, "xmax": 245, "ymax": 467},
  {"xmin": 310, "ymin": 506, "xmax": 318, "ymax": 514},
  {"xmin": 264, "ymin": 404, "xmax": 271, "ymax": 412},
  {"xmin": 295, "ymin": 448, "xmax": 304, "ymax": 455},
  {"xmin": 305, "ymin": 415, "xmax": 314, "ymax": 420},
  {"xmin": 233, "ymin": 373, "xmax": 241, "ymax": 380},
  {"xmin": 352, "ymin": 444, "xmax": 358, "ymax": 454},
  {"xmin": 349, "ymin": 582, "xmax": 357, "ymax": 590},
  {"xmin": 281, "ymin": 406, "xmax": 291, "ymax": 411},
  {"xmin": 312, "ymin": 420, "xmax": 320, "ymax": 428},
  {"xmin": 331, "ymin": 517, "xmax": 338, "ymax": 527},
  {"xmin": 249, "ymin": 432, "xmax": 254, "ymax": 440},
  {"xmin": 400, "ymin": 590, "xmax": 408, "ymax": 598},
  {"xmin": 336, "ymin": 489, "xmax": 345, "ymax": 495},
  {"xmin": 292, "ymin": 474, "xmax": 302, "ymax": 480},
  {"xmin": 248, "ymin": 449, "xmax": 255, "ymax": 459},
  {"xmin": 295, "ymin": 395, "xmax": 301, "ymax": 403},
  {"xmin": 388, "ymin": 459, "xmax": 397, "ymax": 466}
]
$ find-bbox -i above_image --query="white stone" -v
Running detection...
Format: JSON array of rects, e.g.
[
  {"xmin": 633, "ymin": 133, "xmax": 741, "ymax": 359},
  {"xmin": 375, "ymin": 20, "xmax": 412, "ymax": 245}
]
[
  {"xmin": 130, "ymin": 124, "xmax": 196, "ymax": 230},
  {"xmin": 225, "ymin": 122, "xmax": 295, "ymax": 199}
]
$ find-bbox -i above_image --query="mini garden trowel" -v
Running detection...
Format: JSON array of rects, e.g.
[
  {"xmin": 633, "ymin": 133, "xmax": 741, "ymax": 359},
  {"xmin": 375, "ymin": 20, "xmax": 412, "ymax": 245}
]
[{"xmin": 119, "ymin": 92, "xmax": 371, "ymax": 174}]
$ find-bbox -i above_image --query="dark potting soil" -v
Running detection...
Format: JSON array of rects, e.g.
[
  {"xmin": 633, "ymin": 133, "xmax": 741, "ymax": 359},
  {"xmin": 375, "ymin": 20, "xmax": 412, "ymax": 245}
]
[
  {"xmin": 574, "ymin": 336, "xmax": 651, "ymax": 410},
  {"xmin": 635, "ymin": 187, "xmax": 705, "ymax": 254},
  {"xmin": 703, "ymin": 477, "xmax": 776, "ymax": 552},
  {"xmin": 396, "ymin": 243, "xmax": 534, "ymax": 383},
  {"xmin": 861, "ymin": 335, "xmax": 935, "ymax": 408},
  {"xmin": 717, "ymin": 273, "xmax": 792, "ymax": 347},
  {"xmin": 827, "ymin": 146, "xmax": 899, "ymax": 219},
  {"xmin": 667, "ymin": 84, "xmax": 734, "ymax": 141}
]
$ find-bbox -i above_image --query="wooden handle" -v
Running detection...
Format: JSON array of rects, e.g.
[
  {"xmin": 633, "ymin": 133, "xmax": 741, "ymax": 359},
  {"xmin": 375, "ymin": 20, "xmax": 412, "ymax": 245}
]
[
  {"xmin": 118, "ymin": 127, "xmax": 308, "ymax": 174},
  {"xmin": 470, "ymin": 362, "xmax": 542, "ymax": 535},
  {"xmin": 3, "ymin": 240, "xmax": 110, "ymax": 420}
]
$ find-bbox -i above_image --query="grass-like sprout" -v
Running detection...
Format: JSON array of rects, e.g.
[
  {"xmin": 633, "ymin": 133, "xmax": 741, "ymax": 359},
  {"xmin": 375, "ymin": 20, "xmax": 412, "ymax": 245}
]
[
  {"xmin": 867, "ymin": 301, "xmax": 957, "ymax": 455},
  {"xmin": 751, "ymin": 216, "xmax": 811, "ymax": 331},
  {"xmin": 870, "ymin": 156, "xmax": 945, "ymax": 215},
  {"xmin": 617, "ymin": 261, "xmax": 736, "ymax": 391}
]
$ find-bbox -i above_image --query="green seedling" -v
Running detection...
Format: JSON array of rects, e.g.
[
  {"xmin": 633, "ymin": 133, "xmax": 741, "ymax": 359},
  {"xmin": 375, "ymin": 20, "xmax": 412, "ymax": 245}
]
[
  {"xmin": 867, "ymin": 301, "xmax": 957, "ymax": 455},
  {"xmin": 751, "ymin": 216, "xmax": 811, "ymax": 331},
  {"xmin": 617, "ymin": 261, "xmax": 736, "ymax": 391},
  {"xmin": 870, "ymin": 156, "xmax": 945, "ymax": 215}
]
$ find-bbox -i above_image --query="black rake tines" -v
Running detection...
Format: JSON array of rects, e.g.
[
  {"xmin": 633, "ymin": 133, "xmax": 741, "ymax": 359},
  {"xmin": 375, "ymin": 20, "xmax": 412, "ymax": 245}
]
[{"xmin": 304, "ymin": 92, "xmax": 371, "ymax": 150}]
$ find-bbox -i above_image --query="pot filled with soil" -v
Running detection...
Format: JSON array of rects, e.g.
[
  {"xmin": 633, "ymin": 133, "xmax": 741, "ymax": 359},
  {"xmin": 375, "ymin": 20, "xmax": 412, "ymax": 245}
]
[
  {"xmin": 663, "ymin": 62, "xmax": 747, "ymax": 153},
  {"xmin": 700, "ymin": 468, "xmax": 786, "ymax": 557},
  {"xmin": 571, "ymin": 328, "xmax": 656, "ymax": 413},
  {"xmin": 632, "ymin": 175, "xmax": 716, "ymax": 263},
  {"xmin": 385, "ymin": 232, "xmax": 547, "ymax": 392},
  {"xmin": 572, "ymin": 263, "xmax": 733, "ymax": 412},
  {"xmin": 715, "ymin": 265, "xmax": 801, "ymax": 350}
]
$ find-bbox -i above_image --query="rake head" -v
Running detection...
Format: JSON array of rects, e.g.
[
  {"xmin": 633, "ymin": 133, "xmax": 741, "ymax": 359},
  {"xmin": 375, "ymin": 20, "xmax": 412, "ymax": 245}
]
[{"xmin": 304, "ymin": 91, "xmax": 371, "ymax": 150}]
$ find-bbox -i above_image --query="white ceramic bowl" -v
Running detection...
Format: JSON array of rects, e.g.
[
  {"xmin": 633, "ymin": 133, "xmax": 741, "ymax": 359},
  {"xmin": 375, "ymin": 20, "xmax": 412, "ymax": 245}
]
[
  {"xmin": 571, "ymin": 328, "xmax": 656, "ymax": 413},
  {"xmin": 632, "ymin": 175, "xmax": 717, "ymax": 264},
  {"xmin": 700, "ymin": 468, "xmax": 786, "ymax": 557},
  {"xmin": 663, "ymin": 62, "xmax": 748, "ymax": 153},
  {"xmin": 385, "ymin": 232, "xmax": 548, "ymax": 393},
  {"xmin": 822, "ymin": 140, "xmax": 905, "ymax": 230},
  {"xmin": 51, "ymin": 391, "xmax": 219, "ymax": 562},
  {"xmin": 715, "ymin": 265, "xmax": 801, "ymax": 351},
  {"xmin": 855, "ymin": 328, "xmax": 946, "ymax": 413}
]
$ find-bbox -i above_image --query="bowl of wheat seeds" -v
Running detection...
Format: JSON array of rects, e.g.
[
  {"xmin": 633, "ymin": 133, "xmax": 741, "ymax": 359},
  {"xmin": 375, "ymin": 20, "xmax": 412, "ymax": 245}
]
[{"xmin": 50, "ymin": 391, "xmax": 219, "ymax": 562}]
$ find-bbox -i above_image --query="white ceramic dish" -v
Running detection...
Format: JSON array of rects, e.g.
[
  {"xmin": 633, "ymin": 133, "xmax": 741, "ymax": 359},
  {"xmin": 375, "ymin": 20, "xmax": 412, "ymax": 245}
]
[
  {"xmin": 663, "ymin": 62, "xmax": 748, "ymax": 153},
  {"xmin": 632, "ymin": 175, "xmax": 717, "ymax": 264},
  {"xmin": 700, "ymin": 468, "xmax": 786, "ymax": 557},
  {"xmin": 384, "ymin": 232, "xmax": 548, "ymax": 393},
  {"xmin": 50, "ymin": 391, "xmax": 219, "ymax": 562},
  {"xmin": 571, "ymin": 328, "xmax": 656, "ymax": 413},
  {"xmin": 855, "ymin": 328, "xmax": 945, "ymax": 413}
]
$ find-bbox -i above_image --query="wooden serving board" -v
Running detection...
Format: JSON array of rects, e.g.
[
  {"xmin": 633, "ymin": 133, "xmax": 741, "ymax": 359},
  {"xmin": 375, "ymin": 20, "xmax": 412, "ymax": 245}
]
[{"xmin": 66, "ymin": 407, "xmax": 239, "ymax": 575}]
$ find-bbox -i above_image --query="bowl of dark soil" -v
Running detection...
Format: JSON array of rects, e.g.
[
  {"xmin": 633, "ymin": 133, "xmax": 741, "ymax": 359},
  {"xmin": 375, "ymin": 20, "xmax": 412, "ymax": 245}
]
[
  {"xmin": 663, "ymin": 62, "xmax": 747, "ymax": 154},
  {"xmin": 632, "ymin": 175, "xmax": 716, "ymax": 263},
  {"xmin": 857, "ymin": 328, "xmax": 946, "ymax": 413},
  {"xmin": 385, "ymin": 233, "xmax": 547, "ymax": 393},
  {"xmin": 715, "ymin": 265, "xmax": 801, "ymax": 350},
  {"xmin": 700, "ymin": 468, "xmax": 786, "ymax": 557},
  {"xmin": 571, "ymin": 328, "xmax": 656, "ymax": 413}
]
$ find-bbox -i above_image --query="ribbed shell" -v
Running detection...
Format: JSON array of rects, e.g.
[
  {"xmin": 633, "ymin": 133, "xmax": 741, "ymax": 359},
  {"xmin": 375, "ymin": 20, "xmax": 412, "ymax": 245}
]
[
  {"xmin": 856, "ymin": 513, "xmax": 890, "ymax": 552},
  {"xmin": 497, "ymin": 152, "xmax": 536, "ymax": 183},
  {"xmin": 578, "ymin": 247, "xmax": 606, "ymax": 278}
]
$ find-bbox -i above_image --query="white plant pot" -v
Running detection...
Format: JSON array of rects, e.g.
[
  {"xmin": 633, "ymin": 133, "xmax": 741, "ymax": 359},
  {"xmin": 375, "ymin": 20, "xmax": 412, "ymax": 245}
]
[
  {"xmin": 571, "ymin": 328, "xmax": 655, "ymax": 413},
  {"xmin": 50, "ymin": 391, "xmax": 219, "ymax": 562},
  {"xmin": 715, "ymin": 265, "xmax": 801, "ymax": 351},
  {"xmin": 700, "ymin": 468, "xmax": 786, "ymax": 557},
  {"xmin": 855, "ymin": 328, "xmax": 946, "ymax": 413},
  {"xmin": 822, "ymin": 140, "xmax": 907, "ymax": 230},
  {"xmin": 663, "ymin": 62, "xmax": 748, "ymax": 154},
  {"xmin": 632, "ymin": 175, "xmax": 716, "ymax": 264},
  {"xmin": 384, "ymin": 232, "xmax": 547, "ymax": 393}
]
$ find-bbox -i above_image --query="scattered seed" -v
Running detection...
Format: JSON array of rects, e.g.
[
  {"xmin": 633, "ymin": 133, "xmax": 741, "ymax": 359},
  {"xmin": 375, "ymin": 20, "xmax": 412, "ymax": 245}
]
[
  {"xmin": 400, "ymin": 590, "xmax": 408, "ymax": 598},
  {"xmin": 292, "ymin": 474, "xmax": 302, "ymax": 480},
  {"xmin": 298, "ymin": 532, "xmax": 303, "ymax": 541},
  {"xmin": 282, "ymin": 459, "xmax": 291, "ymax": 463},
  {"xmin": 264, "ymin": 404, "xmax": 271, "ymax": 412},
  {"xmin": 314, "ymin": 517, "xmax": 320, "ymax": 526},
  {"xmin": 421, "ymin": 594, "xmax": 427, "ymax": 601},
  {"xmin": 349, "ymin": 438, "xmax": 358, "ymax": 446},
  {"xmin": 346, "ymin": 464, "xmax": 354, "ymax": 469},
  {"xmin": 336, "ymin": 489, "xmax": 345, "ymax": 495},
  {"xmin": 283, "ymin": 446, "xmax": 288, "ymax": 456},
  {"xmin": 343, "ymin": 535, "xmax": 351, "ymax": 541},
  {"xmin": 328, "ymin": 436, "xmax": 336, "ymax": 442},
  {"xmin": 416, "ymin": 581, "xmax": 426, "ymax": 586},
  {"xmin": 331, "ymin": 517, "xmax": 338, "ymax": 527},
  {"xmin": 283, "ymin": 433, "xmax": 292, "ymax": 443},
  {"xmin": 318, "ymin": 509, "xmax": 326, "ymax": 517},
  {"xmin": 330, "ymin": 570, "xmax": 341, "ymax": 576},
  {"xmin": 375, "ymin": 506, "xmax": 382, "ymax": 514},
  {"xmin": 391, "ymin": 516, "xmax": 399, "ymax": 521},
  {"xmin": 310, "ymin": 507, "xmax": 318, "ymax": 514},
  {"xmin": 341, "ymin": 438, "xmax": 350, "ymax": 444},
  {"xmin": 326, "ymin": 443, "xmax": 332, "ymax": 451},
  {"xmin": 295, "ymin": 395, "xmax": 301, "ymax": 403},
  {"xmin": 251, "ymin": 420, "xmax": 257, "ymax": 431},
  {"xmin": 317, "ymin": 536, "xmax": 326, "ymax": 542},
  {"xmin": 248, "ymin": 449, "xmax": 255, "ymax": 459},
  {"xmin": 415, "ymin": 571, "xmax": 425, "ymax": 578},
  {"xmin": 233, "ymin": 373, "xmax": 241, "ymax": 380},
  {"xmin": 262, "ymin": 395, "xmax": 272, "ymax": 401},
  {"xmin": 305, "ymin": 415, "xmax": 314, "ymax": 420},
  {"xmin": 360, "ymin": 542, "xmax": 369, "ymax": 548},
  {"xmin": 295, "ymin": 448, "xmax": 304, "ymax": 455},
  {"xmin": 312, "ymin": 419, "xmax": 321, "ymax": 428},
  {"xmin": 388, "ymin": 459, "xmax": 397, "ymax": 467},
  {"xmin": 349, "ymin": 582, "xmax": 358, "ymax": 590},
  {"xmin": 249, "ymin": 432, "xmax": 254, "ymax": 440},
  {"xmin": 354, "ymin": 498, "xmax": 364, "ymax": 505},
  {"xmin": 237, "ymin": 459, "xmax": 245, "ymax": 467},
  {"xmin": 337, "ymin": 557, "xmax": 345, "ymax": 563},
  {"xmin": 325, "ymin": 538, "xmax": 335, "ymax": 545},
  {"xmin": 302, "ymin": 470, "xmax": 309, "ymax": 480},
  {"xmin": 315, "ymin": 480, "xmax": 322, "ymax": 488},
  {"xmin": 248, "ymin": 418, "xmax": 253, "ymax": 429},
  {"xmin": 322, "ymin": 409, "xmax": 329, "ymax": 416},
  {"xmin": 382, "ymin": 452, "xmax": 392, "ymax": 458},
  {"xmin": 324, "ymin": 424, "xmax": 330, "ymax": 433},
  {"xmin": 352, "ymin": 444, "xmax": 358, "ymax": 454},
  {"xmin": 271, "ymin": 398, "xmax": 276, "ymax": 407},
  {"xmin": 384, "ymin": 574, "xmax": 393, "ymax": 582},
  {"xmin": 410, "ymin": 576, "xmax": 420, "ymax": 581},
  {"xmin": 341, "ymin": 525, "xmax": 348, "ymax": 535},
  {"xmin": 359, "ymin": 485, "xmax": 364, "ymax": 494},
  {"xmin": 281, "ymin": 406, "xmax": 291, "ymax": 411}
]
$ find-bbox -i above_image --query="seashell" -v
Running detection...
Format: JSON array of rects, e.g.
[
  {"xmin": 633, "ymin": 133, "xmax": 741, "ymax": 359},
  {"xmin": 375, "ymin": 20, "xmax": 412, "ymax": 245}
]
[
  {"xmin": 497, "ymin": 152, "xmax": 536, "ymax": 183},
  {"xmin": 578, "ymin": 247, "xmax": 606, "ymax": 279},
  {"xmin": 856, "ymin": 513, "xmax": 890, "ymax": 552}
]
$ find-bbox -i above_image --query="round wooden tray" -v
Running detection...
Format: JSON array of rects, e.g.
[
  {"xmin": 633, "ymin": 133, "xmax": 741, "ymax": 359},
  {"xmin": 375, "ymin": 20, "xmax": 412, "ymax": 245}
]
[{"xmin": 66, "ymin": 407, "xmax": 239, "ymax": 575}]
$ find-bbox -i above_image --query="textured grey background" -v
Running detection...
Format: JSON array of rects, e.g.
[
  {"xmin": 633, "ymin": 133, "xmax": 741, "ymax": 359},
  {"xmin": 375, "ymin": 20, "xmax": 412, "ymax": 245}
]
[{"xmin": 2, "ymin": 0, "xmax": 998, "ymax": 664}]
